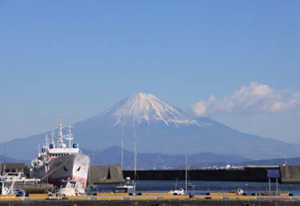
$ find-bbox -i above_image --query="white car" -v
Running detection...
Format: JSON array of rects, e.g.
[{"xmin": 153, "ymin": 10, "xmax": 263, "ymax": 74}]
[{"xmin": 168, "ymin": 188, "xmax": 185, "ymax": 195}]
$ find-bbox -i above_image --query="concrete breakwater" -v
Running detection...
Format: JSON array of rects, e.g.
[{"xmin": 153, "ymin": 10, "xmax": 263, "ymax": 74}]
[
  {"xmin": 3, "ymin": 163, "xmax": 300, "ymax": 184},
  {"xmin": 123, "ymin": 167, "xmax": 270, "ymax": 182},
  {"xmin": 124, "ymin": 166, "xmax": 300, "ymax": 183},
  {"xmin": 1, "ymin": 199, "xmax": 300, "ymax": 206}
]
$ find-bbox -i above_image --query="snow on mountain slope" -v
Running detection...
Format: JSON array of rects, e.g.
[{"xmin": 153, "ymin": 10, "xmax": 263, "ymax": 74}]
[
  {"xmin": 101, "ymin": 92, "xmax": 198, "ymax": 127},
  {"xmin": 2, "ymin": 92, "xmax": 300, "ymax": 161}
]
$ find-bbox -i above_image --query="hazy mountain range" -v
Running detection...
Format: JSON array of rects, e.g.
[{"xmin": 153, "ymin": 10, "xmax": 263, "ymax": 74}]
[
  {"xmin": 1, "ymin": 92, "xmax": 300, "ymax": 164},
  {"xmin": 90, "ymin": 146, "xmax": 300, "ymax": 169},
  {"xmin": 2, "ymin": 146, "xmax": 298, "ymax": 170},
  {"xmin": 84, "ymin": 146, "xmax": 249, "ymax": 169}
]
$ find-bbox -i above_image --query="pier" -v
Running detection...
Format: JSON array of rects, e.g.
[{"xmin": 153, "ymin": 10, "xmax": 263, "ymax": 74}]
[
  {"xmin": 1, "ymin": 194, "xmax": 300, "ymax": 206},
  {"xmin": 2, "ymin": 163, "xmax": 300, "ymax": 206},
  {"xmin": 3, "ymin": 163, "xmax": 300, "ymax": 184}
]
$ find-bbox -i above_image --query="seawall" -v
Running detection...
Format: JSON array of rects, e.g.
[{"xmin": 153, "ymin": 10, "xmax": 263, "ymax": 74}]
[
  {"xmin": 3, "ymin": 163, "xmax": 300, "ymax": 184},
  {"xmin": 281, "ymin": 166, "xmax": 300, "ymax": 184},
  {"xmin": 123, "ymin": 167, "xmax": 270, "ymax": 182},
  {"xmin": 1, "ymin": 199, "xmax": 300, "ymax": 206},
  {"xmin": 124, "ymin": 166, "xmax": 300, "ymax": 183}
]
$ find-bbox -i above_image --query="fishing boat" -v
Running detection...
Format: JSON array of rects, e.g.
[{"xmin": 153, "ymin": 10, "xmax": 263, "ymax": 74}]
[
  {"xmin": 169, "ymin": 156, "xmax": 193, "ymax": 195},
  {"xmin": 31, "ymin": 117, "xmax": 90, "ymax": 188},
  {"xmin": 115, "ymin": 177, "xmax": 136, "ymax": 194}
]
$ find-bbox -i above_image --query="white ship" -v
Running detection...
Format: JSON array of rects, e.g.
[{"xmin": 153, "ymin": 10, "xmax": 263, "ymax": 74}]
[{"xmin": 31, "ymin": 117, "xmax": 90, "ymax": 188}]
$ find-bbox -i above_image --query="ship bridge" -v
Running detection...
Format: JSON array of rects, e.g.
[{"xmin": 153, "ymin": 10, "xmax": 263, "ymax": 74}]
[{"xmin": 48, "ymin": 148, "xmax": 80, "ymax": 157}]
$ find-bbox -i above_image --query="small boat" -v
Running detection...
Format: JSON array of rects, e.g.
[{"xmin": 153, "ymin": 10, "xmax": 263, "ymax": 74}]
[
  {"xmin": 0, "ymin": 171, "xmax": 49, "ymax": 194},
  {"xmin": 54, "ymin": 180, "xmax": 85, "ymax": 196},
  {"xmin": 115, "ymin": 125, "xmax": 138, "ymax": 195},
  {"xmin": 3, "ymin": 172, "xmax": 40, "ymax": 184},
  {"xmin": 168, "ymin": 188, "xmax": 185, "ymax": 195},
  {"xmin": 169, "ymin": 156, "xmax": 191, "ymax": 196},
  {"xmin": 236, "ymin": 188, "xmax": 245, "ymax": 195},
  {"xmin": 115, "ymin": 177, "xmax": 136, "ymax": 194},
  {"xmin": 0, "ymin": 176, "xmax": 26, "ymax": 197}
]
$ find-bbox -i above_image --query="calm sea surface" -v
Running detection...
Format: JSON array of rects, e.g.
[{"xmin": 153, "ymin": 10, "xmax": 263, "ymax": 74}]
[{"xmin": 96, "ymin": 181, "xmax": 300, "ymax": 196}]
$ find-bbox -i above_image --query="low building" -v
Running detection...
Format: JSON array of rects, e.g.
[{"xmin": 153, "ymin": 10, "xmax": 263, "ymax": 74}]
[{"xmin": 0, "ymin": 163, "xmax": 25, "ymax": 174}]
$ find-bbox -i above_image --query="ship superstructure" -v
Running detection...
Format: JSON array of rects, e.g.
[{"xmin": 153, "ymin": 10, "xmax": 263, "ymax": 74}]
[{"xmin": 31, "ymin": 117, "xmax": 90, "ymax": 188}]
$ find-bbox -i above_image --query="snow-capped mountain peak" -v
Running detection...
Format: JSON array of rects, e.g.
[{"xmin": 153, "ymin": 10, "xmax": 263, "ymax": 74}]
[{"xmin": 103, "ymin": 92, "xmax": 198, "ymax": 126}]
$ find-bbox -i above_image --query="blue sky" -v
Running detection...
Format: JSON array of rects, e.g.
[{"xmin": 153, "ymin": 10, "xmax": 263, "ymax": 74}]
[{"xmin": 0, "ymin": 1, "xmax": 300, "ymax": 143}]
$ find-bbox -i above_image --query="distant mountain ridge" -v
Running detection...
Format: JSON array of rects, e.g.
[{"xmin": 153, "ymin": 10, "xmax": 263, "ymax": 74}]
[
  {"xmin": 1, "ymin": 92, "xmax": 300, "ymax": 161},
  {"xmin": 3, "ymin": 146, "xmax": 300, "ymax": 169},
  {"xmin": 87, "ymin": 146, "xmax": 249, "ymax": 169},
  {"xmin": 0, "ymin": 155, "xmax": 29, "ymax": 164}
]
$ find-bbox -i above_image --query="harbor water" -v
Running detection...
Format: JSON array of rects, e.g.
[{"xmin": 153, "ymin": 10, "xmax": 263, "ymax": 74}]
[{"xmin": 96, "ymin": 180, "xmax": 300, "ymax": 195}]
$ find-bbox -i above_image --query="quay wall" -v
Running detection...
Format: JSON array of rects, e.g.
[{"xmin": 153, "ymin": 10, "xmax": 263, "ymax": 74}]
[
  {"xmin": 124, "ymin": 166, "xmax": 300, "ymax": 183},
  {"xmin": 123, "ymin": 168, "xmax": 269, "ymax": 182},
  {"xmin": 1, "ymin": 199, "xmax": 300, "ymax": 206},
  {"xmin": 3, "ymin": 163, "xmax": 300, "ymax": 184},
  {"xmin": 280, "ymin": 166, "xmax": 300, "ymax": 184}
]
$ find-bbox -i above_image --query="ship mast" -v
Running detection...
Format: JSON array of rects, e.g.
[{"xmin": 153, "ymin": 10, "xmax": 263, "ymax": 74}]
[
  {"xmin": 66, "ymin": 123, "xmax": 74, "ymax": 149},
  {"xmin": 45, "ymin": 134, "xmax": 49, "ymax": 148},
  {"xmin": 57, "ymin": 116, "xmax": 64, "ymax": 148},
  {"xmin": 37, "ymin": 145, "xmax": 40, "ymax": 156},
  {"xmin": 51, "ymin": 130, "xmax": 55, "ymax": 148}
]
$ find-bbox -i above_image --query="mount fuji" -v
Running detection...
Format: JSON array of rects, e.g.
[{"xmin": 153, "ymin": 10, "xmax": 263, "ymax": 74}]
[
  {"xmin": 1, "ymin": 92, "xmax": 300, "ymax": 161},
  {"xmin": 102, "ymin": 92, "xmax": 198, "ymax": 126}
]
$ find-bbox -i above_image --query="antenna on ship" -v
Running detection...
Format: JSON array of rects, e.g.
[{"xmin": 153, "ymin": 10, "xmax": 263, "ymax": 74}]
[
  {"xmin": 66, "ymin": 123, "xmax": 74, "ymax": 149},
  {"xmin": 58, "ymin": 115, "xmax": 64, "ymax": 148},
  {"xmin": 45, "ymin": 134, "xmax": 49, "ymax": 148},
  {"xmin": 51, "ymin": 130, "xmax": 55, "ymax": 148},
  {"xmin": 37, "ymin": 145, "xmax": 40, "ymax": 156}
]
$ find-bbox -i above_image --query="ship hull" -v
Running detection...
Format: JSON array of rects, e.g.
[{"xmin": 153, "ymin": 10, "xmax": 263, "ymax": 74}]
[{"xmin": 32, "ymin": 154, "xmax": 90, "ymax": 187}]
